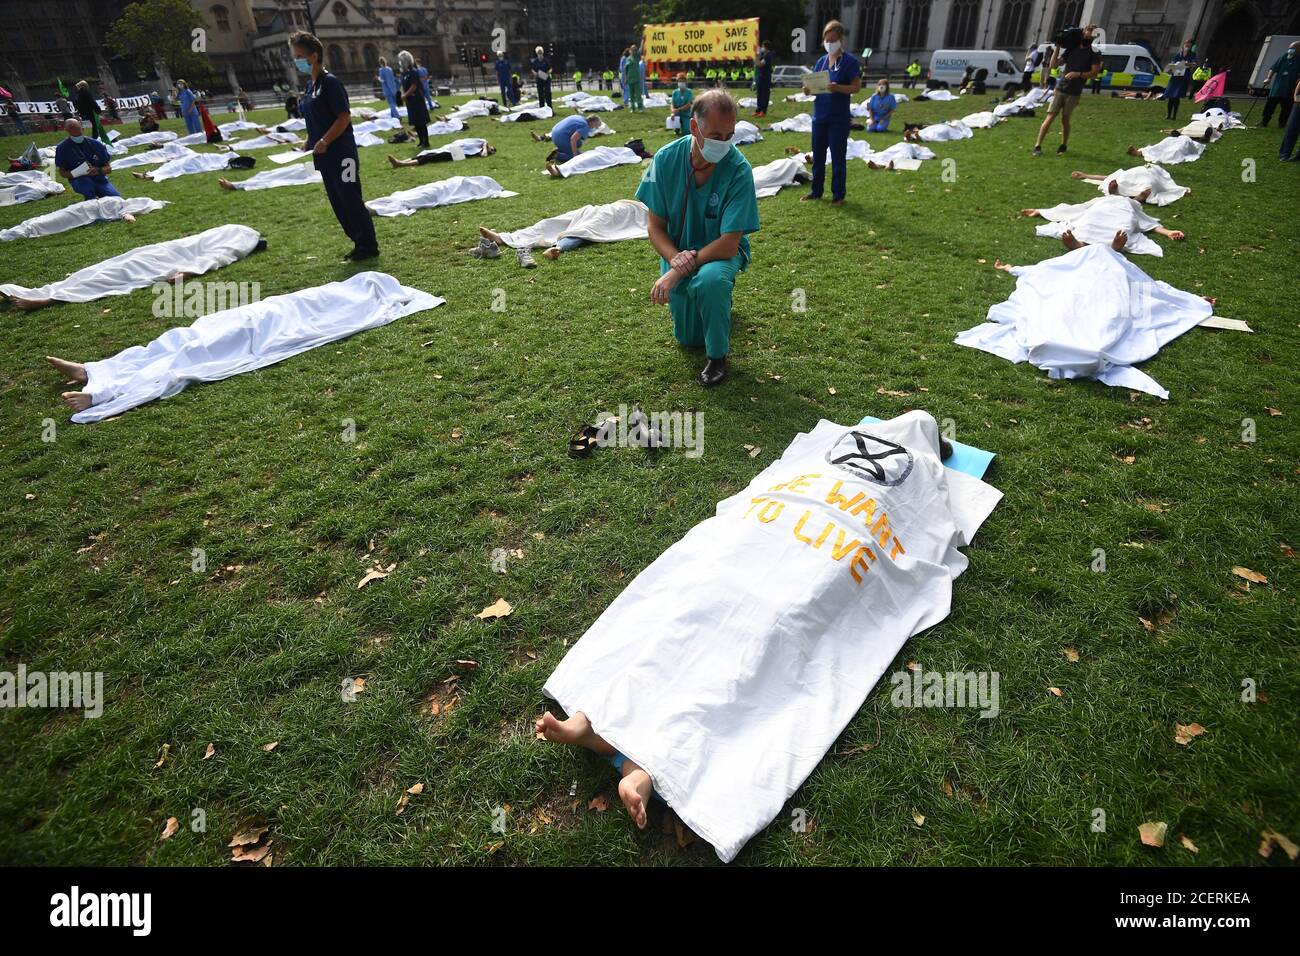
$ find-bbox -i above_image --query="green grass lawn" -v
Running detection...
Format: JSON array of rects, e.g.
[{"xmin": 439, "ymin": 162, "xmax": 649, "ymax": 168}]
[{"xmin": 0, "ymin": 89, "xmax": 1296, "ymax": 866}]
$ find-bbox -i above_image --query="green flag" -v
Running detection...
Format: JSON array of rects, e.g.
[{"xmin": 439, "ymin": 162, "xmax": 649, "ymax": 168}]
[{"xmin": 56, "ymin": 76, "xmax": 69, "ymax": 97}]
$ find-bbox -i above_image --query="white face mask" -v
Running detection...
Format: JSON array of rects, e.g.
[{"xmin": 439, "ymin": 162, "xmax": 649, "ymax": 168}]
[{"xmin": 824, "ymin": 39, "xmax": 841, "ymax": 55}]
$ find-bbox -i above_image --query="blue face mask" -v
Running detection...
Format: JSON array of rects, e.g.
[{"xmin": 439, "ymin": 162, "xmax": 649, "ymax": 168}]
[
  {"xmin": 697, "ymin": 133, "xmax": 732, "ymax": 164},
  {"xmin": 294, "ymin": 57, "xmax": 312, "ymax": 74},
  {"xmin": 70, "ymin": 135, "xmax": 85, "ymax": 143}
]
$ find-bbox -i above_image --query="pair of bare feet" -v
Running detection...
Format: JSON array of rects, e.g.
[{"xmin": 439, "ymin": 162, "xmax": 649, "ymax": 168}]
[
  {"xmin": 545, "ymin": 162, "xmax": 563, "ymax": 178},
  {"xmin": 477, "ymin": 226, "xmax": 564, "ymax": 260},
  {"xmin": 534, "ymin": 710, "xmax": 654, "ymax": 829},
  {"xmin": 1059, "ymin": 228, "xmax": 1129, "ymax": 251},
  {"xmin": 44, "ymin": 356, "xmax": 92, "ymax": 411}
]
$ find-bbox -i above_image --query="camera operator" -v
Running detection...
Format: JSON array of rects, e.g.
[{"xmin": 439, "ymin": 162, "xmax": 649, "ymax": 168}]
[{"xmin": 1033, "ymin": 24, "xmax": 1102, "ymax": 155}]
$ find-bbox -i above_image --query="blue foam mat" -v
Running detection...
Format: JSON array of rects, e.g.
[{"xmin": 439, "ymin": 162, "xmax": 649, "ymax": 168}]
[{"xmin": 858, "ymin": 415, "xmax": 996, "ymax": 480}]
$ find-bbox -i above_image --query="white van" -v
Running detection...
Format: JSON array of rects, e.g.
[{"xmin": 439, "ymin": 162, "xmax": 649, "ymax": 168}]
[
  {"xmin": 1030, "ymin": 41, "xmax": 1168, "ymax": 92},
  {"xmin": 928, "ymin": 49, "xmax": 1022, "ymax": 90}
]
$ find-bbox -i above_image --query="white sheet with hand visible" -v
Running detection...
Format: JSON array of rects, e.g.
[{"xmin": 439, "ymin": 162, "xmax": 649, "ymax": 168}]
[
  {"xmin": 954, "ymin": 244, "xmax": 1212, "ymax": 398},
  {"xmin": 1032, "ymin": 194, "xmax": 1164, "ymax": 256},
  {"xmin": 497, "ymin": 199, "xmax": 648, "ymax": 248},
  {"xmin": 365, "ymin": 174, "xmax": 517, "ymax": 217},
  {"xmin": 72, "ymin": 271, "xmax": 442, "ymax": 423},
  {"xmin": 0, "ymin": 196, "xmax": 167, "ymax": 241},
  {"xmin": 544, "ymin": 410, "xmax": 1002, "ymax": 863},
  {"xmin": 0, "ymin": 223, "xmax": 261, "ymax": 303}
]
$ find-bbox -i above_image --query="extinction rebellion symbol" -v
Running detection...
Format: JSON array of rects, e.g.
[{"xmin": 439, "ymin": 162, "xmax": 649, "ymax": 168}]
[{"xmin": 826, "ymin": 430, "xmax": 914, "ymax": 486}]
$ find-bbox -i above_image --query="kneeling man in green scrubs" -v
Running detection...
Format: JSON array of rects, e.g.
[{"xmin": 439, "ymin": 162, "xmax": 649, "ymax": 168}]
[{"xmin": 636, "ymin": 89, "xmax": 759, "ymax": 387}]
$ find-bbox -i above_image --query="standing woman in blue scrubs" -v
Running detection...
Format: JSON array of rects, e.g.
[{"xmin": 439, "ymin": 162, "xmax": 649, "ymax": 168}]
[
  {"xmin": 292, "ymin": 31, "xmax": 379, "ymax": 262},
  {"xmin": 802, "ymin": 19, "xmax": 861, "ymax": 206}
]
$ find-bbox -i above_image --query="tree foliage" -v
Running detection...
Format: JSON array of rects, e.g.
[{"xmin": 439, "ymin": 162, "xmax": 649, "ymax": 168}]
[{"xmin": 106, "ymin": 0, "xmax": 214, "ymax": 81}]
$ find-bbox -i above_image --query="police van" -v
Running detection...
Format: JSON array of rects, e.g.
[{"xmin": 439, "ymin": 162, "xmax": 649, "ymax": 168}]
[
  {"xmin": 927, "ymin": 50, "xmax": 1023, "ymax": 90},
  {"xmin": 1030, "ymin": 42, "xmax": 1170, "ymax": 93}
]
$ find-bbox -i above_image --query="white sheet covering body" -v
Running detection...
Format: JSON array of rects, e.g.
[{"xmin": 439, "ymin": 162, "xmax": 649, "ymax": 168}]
[
  {"xmin": 962, "ymin": 111, "xmax": 1004, "ymax": 128},
  {"xmin": 552, "ymin": 146, "xmax": 642, "ymax": 178},
  {"xmin": 730, "ymin": 120, "xmax": 763, "ymax": 145},
  {"xmin": 544, "ymin": 411, "xmax": 1002, "ymax": 863},
  {"xmin": 1094, "ymin": 164, "xmax": 1188, "ymax": 206},
  {"xmin": 496, "ymin": 199, "xmax": 648, "ymax": 248},
  {"xmin": 0, "ymin": 224, "xmax": 261, "ymax": 303},
  {"xmin": 1190, "ymin": 107, "xmax": 1244, "ymax": 130},
  {"xmin": 365, "ymin": 175, "xmax": 517, "ymax": 217},
  {"xmin": 1137, "ymin": 135, "xmax": 1205, "ymax": 164},
  {"xmin": 0, "ymin": 196, "xmax": 167, "ymax": 241},
  {"xmin": 147, "ymin": 151, "xmax": 240, "ymax": 181},
  {"xmin": 993, "ymin": 86, "xmax": 1050, "ymax": 117},
  {"xmin": 72, "ymin": 272, "xmax": 442, "ymax": 423},
  {"xmin": 115, "ymin": 130, "xmax": 178, "ymax": 149},
  {"xmin": 918, "ymin": 88, "xmax": 958, "ymax": 100},
  {"xmin": 416, "ymin": 138, "xmax": 488, "ymax": 160},
  {"xmin": 0, "ymin": 169, "xmax": 65, "ymax": 203},
  {"xmin": 954, "ymin": 244, "xmax": 1212, "ymax": 398},
  {"xmin": 110, "ymin": 142, "xmax": 197, "ymax": 169},
  {"xmin": 751, "ymin": 157, "xmax": 810, "ymax": 197},
  {"xmin": 226, "ymin": 132, "xmax": 302, "ymax": 151},
  {"xmin": 771, "ymin": 112, "xmax": 813, "ymax": 133},
  {"xmin": 425, "ymin": 119, "xmax": 465, "ymax": 136},
  {"xmin": 498, "ymin": 106, "xmax": 553, "ymax": 122},
  {"xmin": 225, "ymin": 162, "xmax": 323, "ymax": 190},
  {"xmin": 916, "ymin": 120, "xmax": 973, "ymax": 141},
  {"xmin": 1032, "ymin": 194, "xmax": 1164, "ymax": 256}
]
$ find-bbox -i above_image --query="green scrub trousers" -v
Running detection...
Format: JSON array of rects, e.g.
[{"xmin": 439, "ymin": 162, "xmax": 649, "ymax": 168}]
[{"xmin": 664, "ymin": 256, "xmax": 741, "ymax": 359}]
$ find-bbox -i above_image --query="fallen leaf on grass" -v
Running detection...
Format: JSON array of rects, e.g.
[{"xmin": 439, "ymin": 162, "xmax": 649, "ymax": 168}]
[
  {"xmin": 876, "ymin": 386, "xmax": 911, "ymax": 398},
  {"xmin": 396, "ymin": 782, "xmax": 424, "ymax": 816},
  {"xmin": 1174, "ymin": 722, "xmax": 1206, "ymax": 745},
  {"xmin": 827, "ymin": 387, "xmax": 837, "ymax": 395},
  {"xmin": 675, "ymin": 818, "xmax": 696, "ymax": 848},
  {"xmin": 1047, "ymin": 687, "xmax": 1063, "ymax": 697},
  {"xmin": 911, "ymin": 809, "xmax": 926, "ymax": 827},
  {"xmin": 228, "ymin": 824, "xmax": 270, "ymax": 848},
  {"xmin": 588, "ymin": 794, "xmax": 609, "ymax": 813},
  {"xmin": 1061, "ymin": 647, "xmax": 1080, "ymax": 662},
  {"xmin": 262, "ymin": 741, "xmax": 279, "ymax": 752},
  {"xmin": 1139, "ymin": 610, "xmax": 1175, "ymax": 632},
  {"xmin": 231, "ymin": 841, "xmax": 272, "ymax": 863},
  {"xmin": 1178, "ymin": 834, "xmax": 1199, "ymax": 854},
  {"xmin": 356, "ymin": 562, "xmax": 397, "ymax": 590},
  {"xmin": 153, "ymin": 744, "xmax": 170, "ymax": 769},
  {"xmin": 1265, "ymin": 407, "xmax": 1282, "ymax": 417},
  {"xmin": 743, "ymin": 444, "xmax": 761, "ymax": 457},
  {"xmin": 160, "ymin": 817, "xmax": 179, "ymax": 841},
  {"xmin": 1232, "ymin": 566, "xmax": 1268, "ymax": 585},
  {"xmin": 451, "ymin": 427, "xmax": 463, "ymax": 440},
  {"xmin": 203, "ymin": 742, "xmax": 215, "ymax": 760},
  {"xmin": 476, "ymin": 598, "xmax": 513, "ymax": 620},
  {"xmin": 1139, "ymin": 821, "xmax": 1168, "ymax": 847},
  {"xmin": 455, "ymin": 659, "xmax": 480, "ymax": 670},
  {"xmin": 1258, "ymin": 830, "xmax": 1299, "ymax": 861}
]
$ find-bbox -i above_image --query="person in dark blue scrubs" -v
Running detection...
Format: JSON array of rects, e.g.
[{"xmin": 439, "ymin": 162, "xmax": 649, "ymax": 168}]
[
  {"xmin": 292, "ymin": 31, "xmax": 378, "ymax": 262},
  {"xmin": 53, "ymin": 119, "xmax": 121, "ymax": 200},
  {"xmin": 802, "ymin": 19, "xmax": 861, "ymax": 206}
]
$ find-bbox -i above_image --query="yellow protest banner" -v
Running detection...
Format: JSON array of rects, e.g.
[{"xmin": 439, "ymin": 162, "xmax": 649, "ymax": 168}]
[{"xmin": 642, "ymin": 19, "xmax": 759, "ymax": 63}]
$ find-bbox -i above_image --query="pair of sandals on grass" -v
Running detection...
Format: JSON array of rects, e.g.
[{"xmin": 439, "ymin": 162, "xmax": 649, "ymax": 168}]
[{"xmin": 569, "ymin": 405, "xmax": 662, "ymax": 458}]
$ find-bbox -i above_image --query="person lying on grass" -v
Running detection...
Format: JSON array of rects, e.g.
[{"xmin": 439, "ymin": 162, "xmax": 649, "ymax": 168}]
[
  {"xmin": 386, "ymin": 139, "xmax": 495, "ymax": 167},
  {"xmin": 1020, "ymin": 193, "xmax": 1185, "ymax": 255},
  {"xmin": 1069, "ymin": 166, "xmax": 1190, "ymax": 205}
]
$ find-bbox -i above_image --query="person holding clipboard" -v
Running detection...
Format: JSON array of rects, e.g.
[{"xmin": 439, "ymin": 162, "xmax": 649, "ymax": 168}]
[{"xmin": 802, "ymin": 20, "xmax": 861, "ymax": 206}]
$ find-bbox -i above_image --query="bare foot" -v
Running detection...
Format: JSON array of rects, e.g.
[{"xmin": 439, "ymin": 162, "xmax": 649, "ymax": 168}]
[
  {"xmin": 386, "ymin": 154, "xmax": 403, "ymax": 168},
  {"xmin": 46, "ymin": 356, "xmax": 87, "ymax": 383},
  {"xmin": 61, "ymin": 391, "xmax": 92, "ymax": 413},
  {"xmin": 1135, "ymin": 187, "xmax": 1152, "ymax": 203},
  {"xmin": 618, "ymin": 762, "xmax": 653, "ymax": 829},
  {"xmin": 13, "ymin": 297, "xmax": 52, "ymax": 311},
  {"xmin": 1107, "ymin": 179, "xmax": 1120, "ymax": 194},
  {"xmin": 784, "ymin": 145, "xmax": 801, "ymax": 155},
  {"xmin": 122, "ymin": 213, "xmax": 136, "ymax": 222},
  {"xmin": 1070, "ymin": 170, "xmax": 1087, "ymax": 179},
  {"xmin": 1126, "ymin": 145, "xmax": 1142, "ymax": 157},
  {"xmin": 1061, "ymin": 229, "xmax": 1084, "ymax": 251},
  {"xmin": 1203, "ymin": 296, "xmax": 1217, "ymax": 306},
  {"xmin": 217, "ymin": 178, "xmax": 236, "ymax": 190},
  {"xmin": 478, "ymin": 226, "xmax": 504, "ymax": 244},
  {"xmin": 1020, "ymin": 208, "xmax": 1039, "ymax": 218},
  {"xmin": 534, "ymin": 710, "xmax": 616, "ymax": 755},
  {"xmin": 1110, "ymin": 230, "xmax": 1128, "ymax": 251},
  {"xmin": 542, "ymin": 246, "xmax": 561, "ymax": 260},
  {"xmin": 545, "ymin": 162, "xmax": 562, "ymax": 178},
  {"xmin": 131, "ymin": 171, "xmax": 149, "ymax": 180},
  {"xmin": 993, "ymin": 259, "xmax": 1015, "ymax": 273}
]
